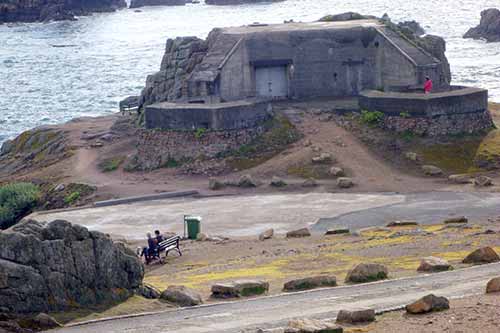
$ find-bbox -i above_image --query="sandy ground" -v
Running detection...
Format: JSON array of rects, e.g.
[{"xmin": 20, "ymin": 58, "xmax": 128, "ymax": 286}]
[
  {"xmin": 54, "ymin": 215, "xmax": 500, "ymax": 325},
  {"xmin": 348, "ymin": 294, "xmax": 500, "ymax": 333}
]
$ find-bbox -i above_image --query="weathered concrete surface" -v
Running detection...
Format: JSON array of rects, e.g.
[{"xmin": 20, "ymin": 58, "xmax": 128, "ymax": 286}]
[
  {"xmin": 31, "ymin": 192, "xmax": 500, "ymax": 240},
  {"xmin": 51, "ymin": 262, "xmax": 500, "ymax": 333}
]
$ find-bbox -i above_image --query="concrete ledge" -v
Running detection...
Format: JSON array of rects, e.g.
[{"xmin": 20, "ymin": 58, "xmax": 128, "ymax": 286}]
[
  {"xmin": 359, "ymin": 86, "xmax": 488, "ymax": 117},
  {"xmin": 145, "ymin": 99, "xmax": 272, "ymax": 130},
  {"xmin": 93, "ymin": 190, "xmax": 199, "ymax": 207}
]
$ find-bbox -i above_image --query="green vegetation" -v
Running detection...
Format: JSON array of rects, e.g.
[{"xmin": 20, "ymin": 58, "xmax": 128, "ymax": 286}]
[
  {"xmin": 360, "ymin": 110, "xmax": 384, "ymax": 126},
  {"xmin": 399, "ymin": 111, "xmax": 411, "ymax": 118},
  {"xmin": 98, "ymin": 156, "xmax": 125, "ymax": 172},
  {"xmin": 194, "ymin": 128, "xmax": 207, "ymax": 140},
  {"xmin": 0, "ymin": 182, "xmax": 41, "ymax": 229},
  {"xmin": 225, "ymin": 115, "xmax": 302, "ymax": 171},
  {"xmin": 64, "ymin": 191, "xmax": 81, "ymax": 205},
  {"xmin": 416, "ymin": 140, "xmax": 483, "ymax": 174}
]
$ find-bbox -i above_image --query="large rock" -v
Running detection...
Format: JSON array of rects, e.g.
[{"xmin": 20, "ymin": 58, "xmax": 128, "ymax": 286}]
[
  {"xmin": 337, "ymin": 177, "xmax": 354, "ymax": 188},
  {"xmin": 417, "ymin": 257, "xmax": 452, "ymax": 272},
  {"xmin": 18, "ymin": 313, "xmax": 62, "ymax": 331},
  {"xmin": 130, "ymin": 0, "xmax": 186, "ymax": 9},
  {"xmin": 138, "ymin": 284, "xmax": 161, "ymax": 299},
  {"xmin": 0, "ymin": 0, "xmax": 126, "ymax": 23},
  {"xmin": 422, "ymin": 165, "xmax": 443, "ymax": 176},
  {"xmin": 270, "ymin": 177, "xmax": 287, "ymax": 188},
  {"xmin": 211, "ymin": 280, "xmax": 269, "ymax": 298},
  {"xmin": 238, "ymin": 174, "xmax": 258, "ymax": 188},
  {"xmin": 160, "ymin": 285, "xmax": 202, "ymax": 306},
  {"xmin": 345, "ymin": 263, "xmax": 388, "ymax": 283},
  {"xmin": 259, "ymin": 229, "xmax": 274, "ymax": 241},
  {"xmin": 286, "ymin": 318, "xmax": 343, "ymax": 333},
  {"xmin": 286, "ymin": 228, "xmax": 311, "ymax": 238},
  {"xmin": 283, "ymin": 275, "xmax": 337, "ymax": 291},
  {"xmin": 474, "ymin": 175, "xmax": 493, "ymax": 187},
  {"xmin": 448, "ymin": 174, "xmax": 471, "ymax": 184},
  {"xmin": 463, "ymin": 247, "xmax": 500, "ymax": 264},
  {"xmin": 486, "ymin": 277, "xmax": 500, "ymax": 293},
  {"xmin": 208, "ymin": 178, "xmax": 225, "ymax": 190},
  {"xmin": 0, "ymin": 219, "xmax": 144, "ymax": 314},
  {"xmin": 464, "ymin": 9, "xmax": 500, "ymax": 43},
  {"xmin": 443, "ymin": 216, "xmax": 468, "ymax": 224},
  {"xmin": 406, "ymin": 294, "xmax": 449, "ymax": 314},
  {"xmin": 312, "ymin": 153, "xmax": 334, "ymax": 164},
  {"xmin": 328, "ymin": 167, "xmax": 345, "ymax": 177},
  {"xmin": 336, "ymin": 308, "xmax": 375, "ymax": 324}
]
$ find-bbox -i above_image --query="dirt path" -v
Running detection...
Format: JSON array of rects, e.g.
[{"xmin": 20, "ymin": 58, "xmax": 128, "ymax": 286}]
[{"xmin": 51, "ymin": 262, "xmax": 500, "ymax": 333}]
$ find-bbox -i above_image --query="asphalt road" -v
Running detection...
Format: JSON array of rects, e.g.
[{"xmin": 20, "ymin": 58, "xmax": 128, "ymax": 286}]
[
  {"xmin": 31, "ymin": 191, "xmax": 500, "ymax": 240},
  {"xmin": 52, "ymin": 262, "xmax": 500, "ymax": 333}
]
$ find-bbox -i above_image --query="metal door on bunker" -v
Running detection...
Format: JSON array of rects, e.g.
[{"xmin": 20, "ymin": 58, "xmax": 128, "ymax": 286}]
[{"xmin": 255, "ymin": 66, "xmax": 288, "ymax": 99}]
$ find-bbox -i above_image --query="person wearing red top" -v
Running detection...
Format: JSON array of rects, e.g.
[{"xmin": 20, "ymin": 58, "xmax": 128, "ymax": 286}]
[{"xmin": 424, "ymin": 77, "xmax": 433, "ymax": 94}]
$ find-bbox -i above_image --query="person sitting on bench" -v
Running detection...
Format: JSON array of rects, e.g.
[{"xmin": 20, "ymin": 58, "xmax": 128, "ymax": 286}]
[
  {"xmin": 155, "ymin": 230, "xmax": 165, "ymax": 244},
  {"xmin": 140, "ymin": 232, "xmax": 158, "ymax": 265}
]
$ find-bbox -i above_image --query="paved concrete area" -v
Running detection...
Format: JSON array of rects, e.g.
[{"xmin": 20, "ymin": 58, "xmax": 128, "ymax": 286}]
[
  {"xmin": 31, "ymin": 192, "xmax": 500, "ymax": 240},
  {"xmin": 315, "ymin": 191, "xmax": 500, "ymax": 232},
  {"xmin": 53, "ymin": 262, "xmax": 500, "ymax": 333}
]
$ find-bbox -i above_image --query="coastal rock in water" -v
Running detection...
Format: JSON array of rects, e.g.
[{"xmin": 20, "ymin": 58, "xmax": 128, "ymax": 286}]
[
  {"xmin": 160, "ymin": 285, "xmax": 202, "ymax": 306},
  {"xmin": 206, "ymin": 0, "xmax": 284, "ymax": 5},
  {"xmin": 417, "ymin": 257, "xmax": 452, "ymax": 272},
  {"xmin": 130, "ymin": 0, "xmax": 186, "ymax": 9},
  {"xmin": 345, "ymin": 263, "xmax": 388, "ymax": 283},
  {"xmin": 0, "ymin": 0, "xmax": 126, "ymax": 23},
  {"xmin": 464, "ymin": 9, "xmax": 500, "ymax": 43},
  {"xmin": 463, "ymin": 247, "xmax": 500, "ymax": 264},
  {"xmin": 398, "ymin": 20, "xmax": 426, "ymax": 36},
  {"xmin": 406, "ymin": 294, "xmax": 449, "ymax": 314},
  {"xmin": 0, "ymin": 219, "xmax": 144, "ymax": 314}
]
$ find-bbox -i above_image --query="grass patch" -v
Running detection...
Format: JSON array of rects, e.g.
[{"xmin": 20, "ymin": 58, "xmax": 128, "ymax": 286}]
[
  {"xmin": 360, "ymin": 110, "xmax": 384, "ymax": 126},
  {"xmin": 225, "ymin": 115, "xmax": 302, "ymax": 171},
  {"xmin": 98, "ymin": 156, "xmax": 125, "ymax": 172},
  {"xmin": 0, "ymin": 182, "xmax": 40, "ymax": 229},
  {"xmin": 64, "ymin": 191, "xmax": 81, "ymax": 205},
  {"xmin": 416, "ymin": 139, "xmax": 483, "ymax": 174}
]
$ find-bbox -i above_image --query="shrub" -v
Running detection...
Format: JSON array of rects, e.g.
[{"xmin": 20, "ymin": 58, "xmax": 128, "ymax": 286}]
[
  {"xmin": 64, "ymin": 191, "xmax": 81, "ymax": 205},
  {"xmin": 0, "ymin": 182, "xmax": 40, "ymax": 229},
  {"xmin": 98, "ymin": 156, "xmax": 125, "ymax": 172},
  {"xmin": 361, "ymin": 110, "xmax": 385, "ymax": 126},
  {"xmin": 194, "ymin": 128, "xmax": 206, "ymax": 139}
]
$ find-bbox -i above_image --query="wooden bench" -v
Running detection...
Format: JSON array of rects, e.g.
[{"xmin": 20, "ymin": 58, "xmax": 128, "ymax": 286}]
[{"xmin": 157, "ymin": 235, "xmax": 182, "ymax": 258}]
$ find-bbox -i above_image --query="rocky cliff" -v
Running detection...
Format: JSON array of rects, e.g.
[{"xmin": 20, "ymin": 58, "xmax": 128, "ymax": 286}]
[
  {"xmin": 464, "ymin": 8, "xmax": 500, "ymax": 43},
  {"xmin": 0, "ymin": 219, "xmax": 144, "ymax": 314},
  {"xmin": 138, "ymin": 35, "xmax": 210, "ymax": 108},
  {"xmin": 129, "ymin": 0, "xmax": 185, "ymax": 9},
  {"xmin": 0, "ymin": 0, "xmax": 126, "ymax": 23}
]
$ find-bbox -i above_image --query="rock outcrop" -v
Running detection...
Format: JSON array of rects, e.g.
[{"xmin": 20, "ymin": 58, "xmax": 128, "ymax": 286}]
[
  {"xmin": 0, "ymin": 219, "xmax": 144, "ymax": 314},
  {"xmin": 129, "ymin": 0, "xmax": 186, "ymax": 9},
  {"xmin": 160, "ymin": 285, "xmax": 203, "ymax": 306},
  {"xmin": 463, "ymin": 247, "xmax": 500, "ymax": 264},
  {"xmin": 464, "ymin": 9, "xmax": 500, "ymax": 43},
  {"xmin": 283, "ymin": 275, "xmax": 337, "ymax": 291},
  {"xmin": 0, "ymin": 0, "xmax": 126, "ymax": 23},
  {"xmin": 406, "ymin": 294, "xmax": 449, "ymax": 314},
  {"xmin": 345, "ymin": 263, "xmax": 388, "ymax": 283}
]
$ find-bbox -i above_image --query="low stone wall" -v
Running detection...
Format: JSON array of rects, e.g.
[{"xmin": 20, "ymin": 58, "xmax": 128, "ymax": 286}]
[
  {"xmin": 145, "ymin": 99, "xmax": 272, "ymax": 130},
  {"xmin": 359, "ymin": 87, "xmax": 494, "ymax": 135},
  {"xmin": 133, "ymin": 126, "xmax": 265, "ymax": 170}
]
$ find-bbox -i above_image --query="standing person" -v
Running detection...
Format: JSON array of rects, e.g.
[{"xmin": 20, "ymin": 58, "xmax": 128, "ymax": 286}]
[{"xmin": 424, "ymin": 76, "xmax": 433, "ymax": 94}]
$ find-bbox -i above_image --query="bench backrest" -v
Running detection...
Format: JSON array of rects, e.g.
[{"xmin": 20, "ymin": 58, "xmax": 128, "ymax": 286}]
[{"xmin": 158, "ymin": 236, "xmax": 180, "ymax": 251}]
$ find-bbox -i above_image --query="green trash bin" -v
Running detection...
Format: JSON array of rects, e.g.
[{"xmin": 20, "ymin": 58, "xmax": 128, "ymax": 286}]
[{"xmin": 184, "ymin": 215, "xmax": 201, "ymax": 240}]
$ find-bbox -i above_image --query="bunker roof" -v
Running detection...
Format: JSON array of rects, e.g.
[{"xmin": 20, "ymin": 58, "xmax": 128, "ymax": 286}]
[{"xmin": 219, "ymin": 19, "xmax": 382, "ymax": 35}]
